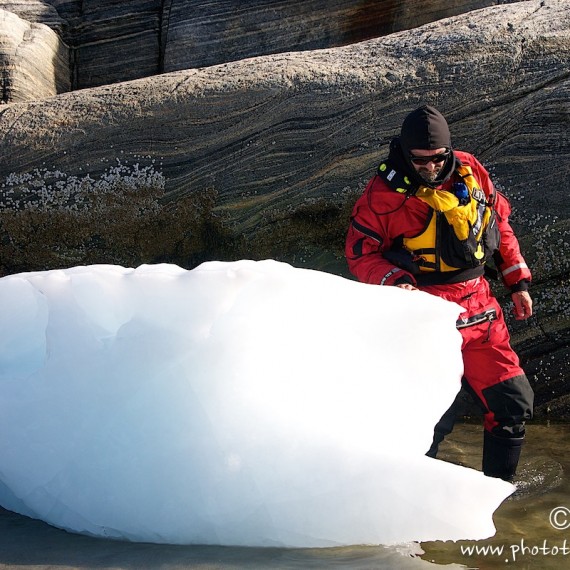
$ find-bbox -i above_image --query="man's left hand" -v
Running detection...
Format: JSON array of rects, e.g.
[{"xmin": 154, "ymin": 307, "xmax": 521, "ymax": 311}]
[{"xmin": 512, "ymin": 291, "xmax": 533, "ymax": 320}]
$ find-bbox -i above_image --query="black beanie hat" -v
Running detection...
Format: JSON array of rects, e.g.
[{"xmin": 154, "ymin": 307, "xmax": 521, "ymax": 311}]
[{"xmin": 400, "ymin": 105, "xmax": 451, "ymax": 153}]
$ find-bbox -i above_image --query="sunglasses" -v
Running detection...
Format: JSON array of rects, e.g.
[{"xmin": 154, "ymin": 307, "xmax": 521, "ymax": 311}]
[{"xmin": 409, "ymin": 151, "xmax": 450, "ymax": 165}]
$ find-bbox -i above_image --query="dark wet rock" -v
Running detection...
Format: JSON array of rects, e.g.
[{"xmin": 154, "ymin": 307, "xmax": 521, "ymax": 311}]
[{"xmin": 535, "ymin": 394, "xmax": 570, "ymax": 421}]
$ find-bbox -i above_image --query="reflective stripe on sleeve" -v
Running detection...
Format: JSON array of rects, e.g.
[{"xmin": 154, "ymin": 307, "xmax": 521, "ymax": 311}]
[
  {"xmin": 501, "ymin": 262, "xmax": 528, "ymax": 277},
  {"xmin": 380, "ymin": 267, "xmax": 402, "ymax": 285}
]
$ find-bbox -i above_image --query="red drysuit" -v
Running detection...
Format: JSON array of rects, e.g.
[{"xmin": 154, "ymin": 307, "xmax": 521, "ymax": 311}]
[{"xmin": 346, "ymin": 151, "xmax": 534, "ymax": 436}]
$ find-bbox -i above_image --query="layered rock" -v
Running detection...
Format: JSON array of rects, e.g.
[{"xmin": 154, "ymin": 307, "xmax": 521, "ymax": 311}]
[
  {"xmin": 0, "ymin": 0, "xmax": 568, "ymax": 409},
  {"xmin": 1, "ymin": 0, "xmax": 516, "ymax": 96},
  {"xmin": 47, "ymin": 0, "xmax": 162, "ymax": 88},
  {"xmin": 162, "ymin": 0, "xmax": 503, "ymax": 73},
  {"xmin": 0, "ymin": 0, "xmax": 64, "ymax": 31},
  {"xmin": 0, "ymin": 6, "xmax": 69, "ymax": 102}
]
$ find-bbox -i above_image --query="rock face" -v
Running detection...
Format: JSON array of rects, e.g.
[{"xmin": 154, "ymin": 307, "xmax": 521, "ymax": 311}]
[
  {"xmin": 1, "ymin": 0, "xmax": 511, "ymax": 97},
  {"xmin": 0, "ymin": 6, "xmax": 69, "ymax": 102},
  {"xmin": 0, "ymin": 0, "xmax": 568, "ymax": 412},
  {"xmin": 162, "ymin": 0, "xmax": 502, "ymax": 73}
]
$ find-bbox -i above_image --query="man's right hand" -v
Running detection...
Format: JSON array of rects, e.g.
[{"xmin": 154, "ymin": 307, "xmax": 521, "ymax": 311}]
[{"xmin": 395, "ymin": 283, "xmax": 418, "ymax": 291}]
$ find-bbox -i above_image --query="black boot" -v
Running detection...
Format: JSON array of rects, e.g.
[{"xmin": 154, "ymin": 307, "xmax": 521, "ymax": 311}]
[
  {"xmin": 426, "ymin": 414, "xmax": 455, "ymax": 458},
  {"xmin": 482, "ymin": 430, "xmax": 524, "ymax": 481},
  {"xmin": 426, "ymin": 383, "xmax": 471, "ymax": 458}
]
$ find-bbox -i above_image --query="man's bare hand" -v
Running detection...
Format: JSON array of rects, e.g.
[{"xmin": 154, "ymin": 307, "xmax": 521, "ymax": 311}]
[
  {"xmin": 512, "ymin": 290, "xmax": 533, "ymax": 320},
  {"xmin": 395, "ymin": 283, "xmax": 418, "ymax": 291}
]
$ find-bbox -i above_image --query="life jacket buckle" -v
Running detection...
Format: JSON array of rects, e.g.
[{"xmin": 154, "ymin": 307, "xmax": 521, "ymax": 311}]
[{"xmin": 456, "ymin": 308, "xmax": 497, "ymax": 329}]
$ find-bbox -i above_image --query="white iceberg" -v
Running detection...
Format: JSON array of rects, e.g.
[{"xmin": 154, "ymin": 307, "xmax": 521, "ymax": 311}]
[{"xmin": 0, "ymin": 260, "xmax": 513, "ymax": 546}]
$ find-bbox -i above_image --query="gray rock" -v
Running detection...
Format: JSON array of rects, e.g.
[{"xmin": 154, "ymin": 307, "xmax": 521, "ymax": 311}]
[
  {"xmin": 0, "ymin": 6, "xmax": 69, "ymax": 102},
  {"xmin": 0, "ymin": 0, "xmax": 64, "ymax": 32},
  {"xmin": 162, "ymin": 0, "xmax": 502, "ymax": 73},
  {"xmin": 1, "ymin": 0, "xmax": 516, "ymax": 93}
]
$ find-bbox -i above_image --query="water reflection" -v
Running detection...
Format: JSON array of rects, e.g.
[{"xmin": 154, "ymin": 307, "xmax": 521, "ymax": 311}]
[{"xmin": 0, "ymin": 423, "xmax": 567, "ymax": 569}]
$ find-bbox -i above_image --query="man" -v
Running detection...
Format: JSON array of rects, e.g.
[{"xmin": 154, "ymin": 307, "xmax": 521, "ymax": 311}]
[{"xmin": 345, "ymin": 105, "xmax": 534, "ymax": 481}]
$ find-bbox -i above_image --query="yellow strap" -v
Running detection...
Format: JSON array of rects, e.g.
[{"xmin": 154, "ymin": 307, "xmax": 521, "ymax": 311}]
[{"xmin": 415, "ymin": 187, "xmax": 459, "ymax": 212}]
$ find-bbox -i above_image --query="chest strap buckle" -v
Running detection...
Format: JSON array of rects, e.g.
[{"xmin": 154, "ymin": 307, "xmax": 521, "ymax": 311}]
[{"xmin": 456, "ymin": 308, "xmax": 497, "ymax": 329}]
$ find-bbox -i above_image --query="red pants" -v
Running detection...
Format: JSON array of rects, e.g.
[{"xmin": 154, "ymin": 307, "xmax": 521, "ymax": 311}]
[{"xmin": 421, "ymin": 277, "xmax": 533, "ymax": 435}]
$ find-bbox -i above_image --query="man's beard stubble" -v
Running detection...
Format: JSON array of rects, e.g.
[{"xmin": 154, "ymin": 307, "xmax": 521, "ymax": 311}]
[{"xmin": 418, "ymin": 167, "xmax": 442, "ymax": 184}]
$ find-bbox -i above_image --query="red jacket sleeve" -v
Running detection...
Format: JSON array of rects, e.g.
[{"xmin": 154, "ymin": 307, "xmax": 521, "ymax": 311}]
[
  {"xmin": 465, "ymin": 155, "xmax": 532, "ymax": 289},
  {"xmin": 345, "ymin": 177, "xmax": 416, "ymax": 286},
  {"xmin": 493, "ymin": 191, "xmax": 532, "ymax": 288}
]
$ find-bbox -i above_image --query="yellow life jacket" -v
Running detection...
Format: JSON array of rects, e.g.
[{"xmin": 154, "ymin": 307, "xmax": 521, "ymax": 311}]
[{"xmin": 403, "ymin": 165, "xmax": 499, "ymax": 272}]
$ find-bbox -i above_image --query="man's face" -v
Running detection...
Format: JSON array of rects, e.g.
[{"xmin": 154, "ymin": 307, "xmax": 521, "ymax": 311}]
[{"xmin": 409, "ymin": 147, "xmax": 449, "ymax": 183}]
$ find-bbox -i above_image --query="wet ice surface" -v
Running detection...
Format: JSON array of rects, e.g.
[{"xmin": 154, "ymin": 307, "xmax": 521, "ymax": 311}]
[
  {"xmin": 0, "ymin": 261, "xmax": 513, "ymax": 547},
  {"xmin": 0, "ymin": 423, "xmax": 567, "ymax": 569}
]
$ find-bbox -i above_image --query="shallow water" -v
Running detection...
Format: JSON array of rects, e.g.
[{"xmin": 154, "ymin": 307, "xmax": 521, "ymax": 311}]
[
  {"xmin": 0, "ymin": 423, "xmax": 567, "ymax": 569},
  {"xmin": 421, "ymin": 422, "xmax": 570, "ymax": 570}
]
